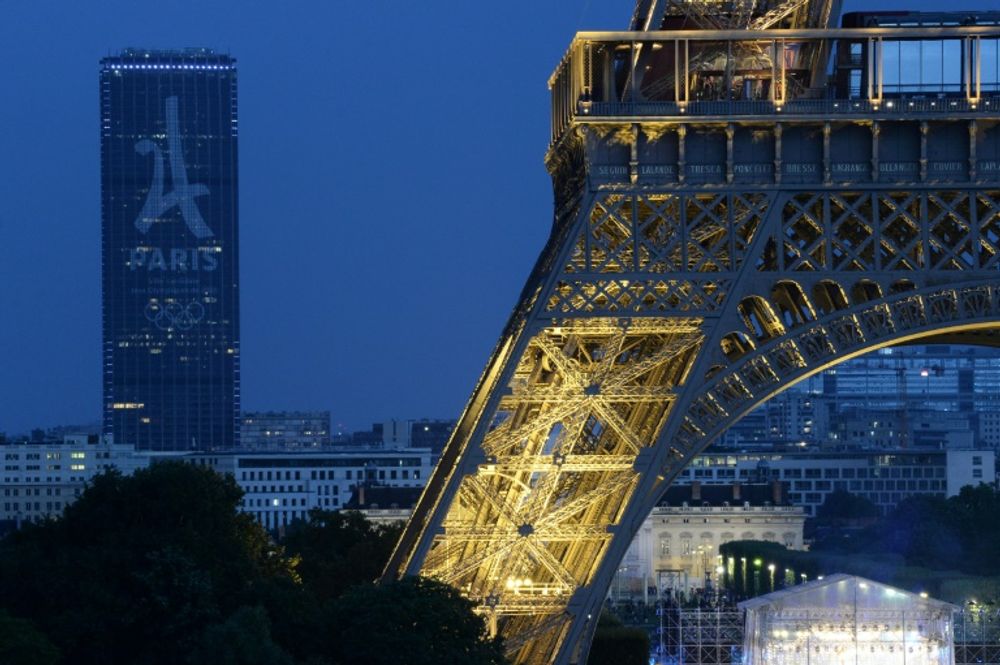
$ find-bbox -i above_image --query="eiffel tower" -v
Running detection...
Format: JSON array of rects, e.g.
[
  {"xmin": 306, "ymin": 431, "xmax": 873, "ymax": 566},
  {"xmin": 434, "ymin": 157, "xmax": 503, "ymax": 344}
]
[{"xmin": 384, "ymin": 1, "xmax": 1000, "ymax": 662}]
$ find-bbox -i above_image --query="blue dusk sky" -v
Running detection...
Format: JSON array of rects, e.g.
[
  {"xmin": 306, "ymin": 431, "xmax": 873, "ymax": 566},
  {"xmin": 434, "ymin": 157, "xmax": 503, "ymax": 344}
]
[{"xmin": 0, "ymin": 0, "xmax": 994, "ymax": 435}]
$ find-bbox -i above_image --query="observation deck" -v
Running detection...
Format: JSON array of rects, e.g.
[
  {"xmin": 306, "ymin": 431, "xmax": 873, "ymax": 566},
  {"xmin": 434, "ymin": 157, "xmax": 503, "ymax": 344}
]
[{"xmin": 548, "ymin": 13, "xmax": 1000, "ymax": 191}]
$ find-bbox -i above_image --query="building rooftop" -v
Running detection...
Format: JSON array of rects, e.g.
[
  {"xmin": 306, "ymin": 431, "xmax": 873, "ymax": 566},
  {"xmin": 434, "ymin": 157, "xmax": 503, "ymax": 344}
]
[
  {"xmin": 100, "ymin": 48, "xmax": 235, "ymax": 69},
  {"xmin": 345, "ymin": 485, "xmax": 423, "ymax": 511},
  {"xmin": 739, "ymin": 573, "xmax": 957, "ymax": 612},
  {"xmin": 658, "ymin": 482, "xmax": 793, "ymax": 507},
  {"xmin": 188, "ymin": 447, "xmax": 432, "ymax": 457},
  {"xmin": 841, "ymin": 10, "xmax": 1000, "ymax": 27},
  {"xmin": 700, "ymin": 447, "xmax": 981, "ymax": 459},
  {"xmin": 243, "ymin": 411, "xmax": 330, "ymax": 418},
  {"xmin": 120, "ymin": 47, "xmax": 217, "ymax": 56}
]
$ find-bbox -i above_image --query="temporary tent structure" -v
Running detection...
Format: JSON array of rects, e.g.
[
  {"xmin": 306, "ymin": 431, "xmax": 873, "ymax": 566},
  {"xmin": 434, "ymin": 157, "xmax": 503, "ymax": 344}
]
[{"xmin": 739, "ymin": 574, "xmax": 956, "ymax": 665}]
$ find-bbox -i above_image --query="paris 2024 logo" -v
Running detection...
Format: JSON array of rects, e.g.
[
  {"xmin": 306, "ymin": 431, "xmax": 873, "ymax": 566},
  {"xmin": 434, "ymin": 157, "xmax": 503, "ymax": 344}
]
[
  {"xmin": 130, "ymin": 96, "xmax": 219, "ymax": 331},
  {"xmin": 129, "ymin": 96, "xmax": 218, "ymax": 273}
]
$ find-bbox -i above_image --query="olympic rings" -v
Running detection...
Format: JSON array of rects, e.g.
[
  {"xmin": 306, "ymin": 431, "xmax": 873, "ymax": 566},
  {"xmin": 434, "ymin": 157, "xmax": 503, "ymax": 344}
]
[{"xmin": 144, "ymin": 300, "xmax": 206, "ymax": 331}]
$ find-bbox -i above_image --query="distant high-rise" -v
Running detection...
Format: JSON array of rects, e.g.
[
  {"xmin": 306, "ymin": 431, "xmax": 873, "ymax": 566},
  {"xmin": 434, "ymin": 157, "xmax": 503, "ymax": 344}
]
[
  {"xmin": 100, "ymin": 48, "xmax": 239, "ymax": 451},
  {"xmin": 241, "ymin": 412, "xmax": 330, "ymax": 451}
]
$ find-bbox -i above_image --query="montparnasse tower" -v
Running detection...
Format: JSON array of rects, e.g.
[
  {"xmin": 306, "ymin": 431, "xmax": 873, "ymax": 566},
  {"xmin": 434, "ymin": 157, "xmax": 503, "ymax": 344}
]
[{"xmin": 100, "ymin": 49, "xmax": 240, "ymax": 452}]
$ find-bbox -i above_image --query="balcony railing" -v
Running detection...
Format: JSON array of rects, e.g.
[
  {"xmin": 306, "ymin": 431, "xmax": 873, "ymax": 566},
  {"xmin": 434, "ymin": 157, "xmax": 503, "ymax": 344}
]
[
  {"xmin": 583, "ymin": 96, "xmax": 997, "ymax": 118},
  {"xmin": 550, "ymin": 26, "xmax": 1000, "ymax": 145}
]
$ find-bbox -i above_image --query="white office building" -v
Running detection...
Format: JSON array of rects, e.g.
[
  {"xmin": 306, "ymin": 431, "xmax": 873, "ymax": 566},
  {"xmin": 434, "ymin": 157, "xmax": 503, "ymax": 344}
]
[
  {"xmin": 189, "ymin": 448, "xmax": 434, "ymax": 531},
  {"xmin": 675, "ymin": 448, "xmax": 995, "ymax": 515},
  {"xmin": 0, "ymin": 435, "xmax": 156, "ymax": 527}
]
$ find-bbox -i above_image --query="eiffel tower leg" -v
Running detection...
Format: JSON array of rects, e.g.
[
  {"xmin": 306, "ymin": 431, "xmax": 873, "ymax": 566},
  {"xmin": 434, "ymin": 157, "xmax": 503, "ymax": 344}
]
[
  {"xmin": 386, "ymin": 171, "xmax": 1000, "ymax": 664},
  {"xmin": 383, "ymin": 24, "xmax": 1000, "ymax": 665},
  {"xmin": 383, "ymin": 146, "xmax": 784, "ymax": 660},
  {"xmin": 549, "ymin": 191, "xmax": 783, "ymax": 664}
]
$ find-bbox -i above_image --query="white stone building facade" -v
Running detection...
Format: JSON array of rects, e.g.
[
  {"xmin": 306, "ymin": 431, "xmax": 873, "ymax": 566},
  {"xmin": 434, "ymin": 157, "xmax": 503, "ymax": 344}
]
[
  {"xmin": 0, "ymin": 435, "xmax": 156, "ymax": 526},
  {"xmin": 613, "ymin": 484, "xmax": 807, "ymax": 600}
]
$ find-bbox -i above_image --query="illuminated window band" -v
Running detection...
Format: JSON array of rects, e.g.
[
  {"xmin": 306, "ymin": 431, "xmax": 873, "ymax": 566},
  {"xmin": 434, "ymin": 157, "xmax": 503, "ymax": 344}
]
[{"xmin": 105, "ymin": 64, "xmax": 234, "ymax": 71}]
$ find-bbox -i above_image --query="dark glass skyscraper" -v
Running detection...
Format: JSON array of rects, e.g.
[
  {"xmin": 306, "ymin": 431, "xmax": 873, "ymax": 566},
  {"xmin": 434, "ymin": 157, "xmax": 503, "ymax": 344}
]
[{"xmin": 100, "ymin": 48, "xmax": 239, "ymax": 451}]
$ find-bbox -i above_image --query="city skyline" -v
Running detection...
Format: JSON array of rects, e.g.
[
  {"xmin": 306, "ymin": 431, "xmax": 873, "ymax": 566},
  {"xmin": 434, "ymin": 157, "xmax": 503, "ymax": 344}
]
[
  {"xmin": 5, "ymin": 3, "xmax": 1000, "ymax": 664},
  {"xmin": 3, "ymin": 0, "xmax": 999, "ymax": 437}
]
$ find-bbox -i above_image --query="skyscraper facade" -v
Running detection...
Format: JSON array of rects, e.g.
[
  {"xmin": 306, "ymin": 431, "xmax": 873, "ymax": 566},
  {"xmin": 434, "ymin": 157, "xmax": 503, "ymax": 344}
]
[{"xmin": 100, "ymin": 48, "xmax": 239, "ymax": 451}]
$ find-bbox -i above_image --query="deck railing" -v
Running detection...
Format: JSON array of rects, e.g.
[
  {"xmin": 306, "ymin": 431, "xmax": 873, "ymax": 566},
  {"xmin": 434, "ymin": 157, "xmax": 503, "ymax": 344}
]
[
  {"xmin": 550, "ymin": 26, "xmax": 1000, "ymax": 145},
  {"xmin": 585, "ymin": 96, "xmax": 998, "ymax": 117}
]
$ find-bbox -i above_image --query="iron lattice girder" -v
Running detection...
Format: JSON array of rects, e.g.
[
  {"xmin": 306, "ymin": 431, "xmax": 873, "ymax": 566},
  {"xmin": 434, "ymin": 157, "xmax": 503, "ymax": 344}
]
[
  {"xmin": 487, "ymin": 327, "xmax": 704, "ymax": 462},
  {"xmin": 501, "ymin": 385, "xmax": 677, "ymax": 403},
  {"xmin": 389, "ymin": 182, "xmax": 1000, "ymax": 664},
  {"xmin": 481, "ymin": 454, "xmax": 637, "ymax": 473},
  {"xmin": 673, "ymin": 280, "xmax": 1000, "ymax": 459},
  {"xmin": 405, "ymin": 317, "xmax": 706, "ymax": 661},
  {"xmin": 482, "ymin": 402, "xmax": 582, "ymax": 456},
  {"xmin": 498, "ymin": 614, "xmax": 573, "ymax": 659},
  {"xmin": 423, "ymin": 537, "xmax": 520, "ymax": 586},
  {"xmin": 428, "ymin": 468, "xmax": 619, "ymax": 584},
  {"xmin": 442, "ymin": 524, "xmax": 613, "ymax": 542},
  {"xmin": 539, "ymin": 471, "xmax": 636, "ymax": 517},
  {"xmin": 486, "ymin": 599, "xmax": 573, "ymax": 616}
]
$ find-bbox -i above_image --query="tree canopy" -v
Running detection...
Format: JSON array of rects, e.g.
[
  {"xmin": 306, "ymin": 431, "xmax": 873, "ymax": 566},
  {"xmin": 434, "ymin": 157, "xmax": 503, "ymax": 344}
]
[
  {"xmin": 722, "ymin": 486, "xmax": 1000, "ymax": 603},
  {"xmin": 0, "ymin": 462, "xmax": 507, "ymax": 665},
  {"xmin": 0, "ymin": 609, "xmax": 60, "ymax": 665},
  {"xmin": 587, "ymin": 612, "xmax": 650, "ymax": 665},
  {"xmin": 809, "ymin": 486, "xmax": 1000, "ymax": 576},
  {"xmin": 0, "ymin": 462, "xmax": 292, "ymax": 664},
  {"xmin": 281, "ymin": 509, "xmax": 402, "ymax": 602},
  {"xmin": 816, "ymin": 489, "xmax": 880, "ymax": 521},
  {"xmin": 327, "ymin": 577, "xmax": 506, "ymax": 665}
]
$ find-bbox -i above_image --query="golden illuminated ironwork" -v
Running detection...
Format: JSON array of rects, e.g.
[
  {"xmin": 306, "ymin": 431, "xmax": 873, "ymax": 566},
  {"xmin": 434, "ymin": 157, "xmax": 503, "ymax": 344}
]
[{"xmin": 385, "ymin": 2, "xmax": 1000, "ymax": 663}]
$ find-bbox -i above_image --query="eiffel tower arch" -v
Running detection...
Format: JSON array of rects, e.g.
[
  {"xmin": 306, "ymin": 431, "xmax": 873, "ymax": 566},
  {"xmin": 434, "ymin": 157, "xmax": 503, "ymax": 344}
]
[{"xmin": 384, "ymin": 2, "xmax": 1000, "ymax": 662}]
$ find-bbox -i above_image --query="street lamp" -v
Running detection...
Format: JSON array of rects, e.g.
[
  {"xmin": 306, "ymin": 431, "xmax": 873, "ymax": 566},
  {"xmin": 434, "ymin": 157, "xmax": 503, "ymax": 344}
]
[
  {"xmin": 615, "ymin": 565, "xmax": 628, "ymax": 602},
  {"xmin": 697, "ymin": 546, "xmax": 712, "ymax": 590}
]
